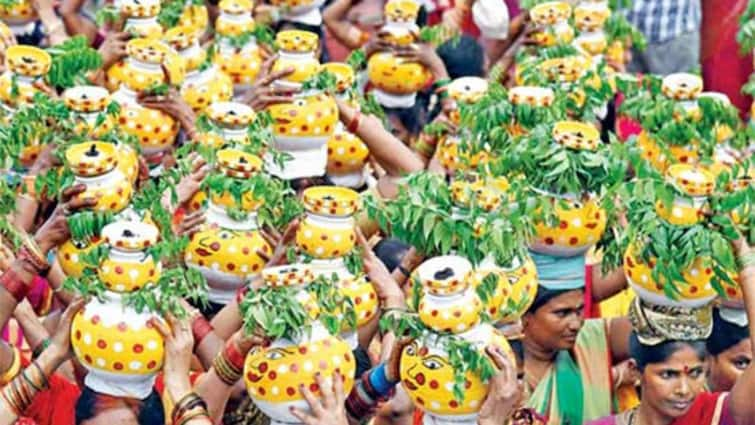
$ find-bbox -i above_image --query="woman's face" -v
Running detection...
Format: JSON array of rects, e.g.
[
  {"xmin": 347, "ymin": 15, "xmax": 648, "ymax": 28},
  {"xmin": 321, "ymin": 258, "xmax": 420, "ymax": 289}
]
[
  {"xmin": 708, "ymin": 338, "xmax": 752, "ymax": 392},
  {"xmin": 642, "ymin": 345, "xmax": 707, "ymax": 420},
  {"xmin": 523, "ymin": 290, "xmax": 584, "ymax": 352}
]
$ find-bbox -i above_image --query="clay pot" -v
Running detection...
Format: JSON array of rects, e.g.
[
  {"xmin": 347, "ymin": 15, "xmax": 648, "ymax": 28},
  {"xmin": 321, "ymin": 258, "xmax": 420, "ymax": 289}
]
[
  {"xmin": 71, "ymin": 292, "xmax": 164, "ymax": 398},
  {"xmin": 65, "ymin": 142, "xmax": 133, "ymax": 213},
  {"xmin": 121, "ymin": 0, "xmax": 163, "ymax": 38},
  {"xmin": 99, "ymin": 221, "xmax": 161, "ymax": 293}
]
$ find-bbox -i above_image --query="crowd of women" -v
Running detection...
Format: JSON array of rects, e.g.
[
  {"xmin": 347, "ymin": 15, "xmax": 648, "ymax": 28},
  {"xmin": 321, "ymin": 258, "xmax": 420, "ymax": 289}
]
[{"xmin": 0, "ymin": 0, "xmax": 753, "ymax": 424}]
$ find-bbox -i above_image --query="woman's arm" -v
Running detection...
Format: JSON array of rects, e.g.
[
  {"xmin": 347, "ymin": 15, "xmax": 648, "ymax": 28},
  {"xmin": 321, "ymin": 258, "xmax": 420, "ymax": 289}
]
[
  {"xmin": 57, "ymin": 0, "xmax": 98, "ymax": 43},
  {"xmin": 591, "ymin": 266, "xmax": 628, "ymax": 303},
  {"xmin": 323, "ymin": 0, "xmax": 369, "ymax": 50},
  {"xmin": 728, "ymin": 240, "xmax": 755, "ymax": 425}
]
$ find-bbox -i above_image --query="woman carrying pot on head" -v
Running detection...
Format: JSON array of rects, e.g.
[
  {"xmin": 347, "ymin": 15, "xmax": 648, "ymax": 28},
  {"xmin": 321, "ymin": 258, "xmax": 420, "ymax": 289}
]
[
  {"xmin": 587, "ymin": 239, "xmax": 755, "ymax": 425},
  {"xmin": 520, "ymin": 265, "xmax": 633, "ymax": 424},
  {"xmin": 706, "ymin": 307, "xmax": 752, "ymax": 393}
]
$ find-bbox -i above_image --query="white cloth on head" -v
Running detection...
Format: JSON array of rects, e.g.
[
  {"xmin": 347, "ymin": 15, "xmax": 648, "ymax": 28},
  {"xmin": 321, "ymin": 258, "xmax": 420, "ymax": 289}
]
[{"xmin": 472, "ymin": 0, "xmax": 510, "ymax": 40}]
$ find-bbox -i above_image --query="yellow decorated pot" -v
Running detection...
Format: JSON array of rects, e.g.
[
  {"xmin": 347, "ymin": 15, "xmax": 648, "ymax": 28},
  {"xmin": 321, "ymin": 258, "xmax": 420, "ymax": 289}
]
[
  {"xmin": 531, "ymin": 22, "xmax": 574, "ymax": 47},
  {"xmin": 326, "ymin": 128, "xmax": 369, "ymax": 188},
  {"xmin": 624, "ymin": 242, "xmax": 716, "ymax": 308},
  {"xmin": 197, "ymin": 101, "xmax": 255, "ymax": 147},
  {"xmin": 367, "ymin": 52, "xmax": 431, "ymax": 98},
  {"xmin": 416, "ymin": 255, "xmax": 473, "ymax": 297},
  {"xmin": 574, "ymin": 1, "xmax": 610, "ymax": 31},
  {"xmin": 574, "ymin": 30, "xmax": 607, "ymax": 56},
  {"xmin": 666, "ymin": 164, "xmax": 716, "ymax": 198},
  {"xmin": 321, "ymin": 62, "xmax": 355, "ymax": 93},
  {"xmin": 244, "ymin": 323, "xmax": 355, "ymax": 422},
  {"xmin": 552, "ymin": 120, "xmax": 600, "ymax": 151},
  {"xmin": 181, "ymin": 67, "xmax": 233, "ymax": 113},
  {"xmin": 637, "ymin": 131, "xmax": 699, "ymax": 172},
  {"xmin": 63, "ymin": 85, "xmax": 116, "ymax": 138},
  {"xmin": 447, "ymin": 77, "xmax": 488, "ymax": 106},
  {"xmin": 449, "ymin": 176, "xmax": 508, "ymax": 212},
  {"xmin": 508, "ymin": 85, "xmax": 555, "ymax": 107},
  {"xmin": 655, "ymin": 197, "xmax": 706, "ymax": 227},
  {"xmin": 529, "ymin": 1, "xmax": 571, "ymax": 26},
  {"xmin": 0, "ymin": 0, "xmax": 36, "ymax": 26},
  {"xmin": 531, "ymin": 193, "xmax": 606, "ymax": 257},
  {"xmin": 107, "ymin": 38, "xmax": 180, "ymax": 92},
  {"xmin": 400, "ymin": 323, "xmax": 511, "ymax": 420},
  {"xmin": 5, "ymin": 45, "xmax": 50, "ymax": 77},
  {"xmin": 538, "ymin": 55, "xmax": 590, "ymax": 83},
  {"xmin": 338, "ymin": 275, "xmax": 378, "ymax": 327},
  {"xmin": 415, "ymin": 256, "xmax": 482, "ymax": 334},
  {"xmin": 384, "ymin": 0, "xmax": 420, "ymax": 22},
  {"xmin": 213, "ymin": 42, "xmax": 262, "ymax": 91},
  {"xmin": 496, "ymin": 254, "xmax": 538, "ymax": 324},
  {"xmin": 662, "ymin": 73, "xmax": 703, "ymax": 101},
  {"xmin": 296, "ymin": 186, "xmax": 359, "ymax": 259},
  {"xmin": 271, "ymin": 31, "xmax": 320, "ymax": 89},
  {"xmin": 268, "ymin": 0, "xmax": 325, "ymax": 16},
  {"xmin": 71, "ymin": 293, "xmax": 164, "ymax": 398},
  {"xmin": 58, "ymin": 237, "xmax": 103, "ymax": 278},
  {"xmin": 99, "ymin": 221, "xmax": 161, "ymax": 293},
  {"xmin": 65, "ymin": 142, "xmax": 133, "ymax": 213},
  {"xmin": 179, "ymin": 3, "xmax": 209, "ymax": 30},
  {"xmin": 209, "ymin": 150, "xmax": 264, "ymax": 212},
  {"xmin": 437, "ymin": 135, "xmax": 489, "ymax": 173},
  {"xmin": 0, "ymin": 71, "xmax": 40, "ymax": 109},
  {"xmin": 216, "ymin": 0, "xmax": 255, "ymax": 35},
  {"xmin": 267, "ymin": 91, "xmax": 338, "ymax": 179}
]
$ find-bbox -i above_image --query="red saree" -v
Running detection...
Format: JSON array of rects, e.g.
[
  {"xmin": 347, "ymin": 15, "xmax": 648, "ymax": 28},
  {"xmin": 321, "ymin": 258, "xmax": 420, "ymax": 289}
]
[{"xmin": 702, "ymin": 0, "xmax": 753, "ymax": 118}]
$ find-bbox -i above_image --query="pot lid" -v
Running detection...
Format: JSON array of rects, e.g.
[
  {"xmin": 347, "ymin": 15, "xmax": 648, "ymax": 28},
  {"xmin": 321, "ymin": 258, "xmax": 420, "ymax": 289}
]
[
  {"xmin": 552, "ymin": 120, "xmax": 600, "ymax": 151},
  {"xmin": 666, "ymin": 164, "xmax": 716, "ymax": 198},
  {"xmin": 321, "ymin": 62, "xmax": 354, "ymax": 92},
  {"xmin": 416, "ymin": 255, "xmax": 473, "ymax": 296},
  {"xmin": 262, "ymin": 264, "xmax": 315, "ymax": 287},
  {"xmin": 384, "ymin": 0, "xmax": 420, "ymax": 23},
  {"xmin": 216, "ymin": 148, "xmax": 262, "ymax": 178},
  {"xmin": 662, "ymin": 73, "xmax": 703, "ymax": 101},
  {"xmin": 447, "ymin": 77, "xmax": 488, "ymax": 105},
  {"xmin": 530, "ymin": 1, "xmax": 572, "ymax": 26},
  {"xmin": 163, "ymin": 25, "xmax": 199, "ymax": 51},
  {"xmin": 538, "ymin": 55, "xmax": 589, "ymax": 83},
  {"xmin": 276, "ymin": 30, "xmax": 319, "ymax": 53},
  {"xmin": 126, "ymin": 38, "xmax": 170, "ymax": 64},
  {"xmin": 207, "ymin": 101, "xmax": 255, "ymax": 127},
  {"xmin": 218, "ymin": 0, "xmax": 253, "ymax": 14},
  {"xmin": 65, "ymin": 141, "xmax": 118, "ymax": 177},
  {"xmin": 508, "ymin": 86, "xmax": 555, "ymax": 107},
  {"xmin": 63, "ymin": 85, "xmax": 110, "ymax": 113},
  {"xmin": 574, "ymin": 2, "xmax": 610, "ymax": 30},
  {"xmin": 302, "ymin": 186, "xmax": 360, "ymax": 216},
  {"xmin": 5, "ymin": 45, "xmax": 51, "ymax": 77},
  {"xmin": 102, "ymin": 220, "xmax": 159, "ymax": 251},
  {"xmin": 121, "ymin": 0, "xmax": 160, "ymax": 17}
]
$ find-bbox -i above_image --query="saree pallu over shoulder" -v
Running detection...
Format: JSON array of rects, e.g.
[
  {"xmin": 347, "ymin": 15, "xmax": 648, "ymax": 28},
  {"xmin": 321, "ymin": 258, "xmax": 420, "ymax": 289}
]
[{"xmin": 527, "ymin": 319, "xmax": 614, "ymax": 424}]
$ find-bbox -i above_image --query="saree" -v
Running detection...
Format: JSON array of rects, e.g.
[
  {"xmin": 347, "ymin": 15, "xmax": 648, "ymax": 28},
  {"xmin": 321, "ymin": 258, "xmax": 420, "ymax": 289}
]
[
  {"xmin": 526, "ymin": 319, "xmax": 615, "ymax": 425},
  {"xmin": 587, "ymin": 392, "xmax": 733, "ymax": 425}
]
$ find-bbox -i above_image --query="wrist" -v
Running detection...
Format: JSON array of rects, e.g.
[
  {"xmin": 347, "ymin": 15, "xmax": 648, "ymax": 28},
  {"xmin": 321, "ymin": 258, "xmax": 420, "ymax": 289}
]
[
  {"xmin": 33, "ymin": 236, "xmax": 53, "ymax": 257},
  {"xmin": 383, "ymin": 294, "xmax": 406, "ymax": 309},
  {"xmin": 166, "ymin": 378, "xmax": 193, "ymax": 403}
]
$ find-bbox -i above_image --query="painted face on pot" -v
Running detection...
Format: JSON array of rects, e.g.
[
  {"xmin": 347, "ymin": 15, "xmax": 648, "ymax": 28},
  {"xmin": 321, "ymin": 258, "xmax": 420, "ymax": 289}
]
[
  {"xmin": 641, "ymin": 345, "xmax": 706, "ymax": 420},
  {"xmin": 185, "ymin": 228, "xmax": 270, "ymax": 277},
  {"xmin": 244, "ymin": 336, "xmax": 356, "ymax": 403},
  {"xmin": 400, "ymin": 336, "xmax": 510, "ymax": 415},
  {"xmin": 708, "ymin": 338, "xmax": 752, "ymax": 392},
  {"xmin": 523, "ymin": 289, "xmax": 584, "ymax": 351}
]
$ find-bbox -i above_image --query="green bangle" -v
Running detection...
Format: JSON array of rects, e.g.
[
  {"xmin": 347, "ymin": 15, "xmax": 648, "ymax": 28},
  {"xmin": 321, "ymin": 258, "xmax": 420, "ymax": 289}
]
[
  {"xmin": 432, "ymin": 78, "xmax": 451, "ymax": 92},
  {"xmin": 32, "ymin": 339, "xmax": 50, "ymax": 360}
]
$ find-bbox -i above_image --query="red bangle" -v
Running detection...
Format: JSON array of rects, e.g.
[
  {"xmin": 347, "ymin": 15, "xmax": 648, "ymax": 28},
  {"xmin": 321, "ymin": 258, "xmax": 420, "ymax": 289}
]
[
  {"xmin": 224, "ymin": 340, "xmax": 246, "ymax": 371},
  {"xmin": 191, "ymin": 315, "xmax": 213, "ymax": 348},
  {"xmin": 17, "ymin": 246, "xmax": 49, "ymax": 275},
  {"xmin": 0, "ymin": 268, "xmax": 30, "ymax": 302},
  {"xmin": 235, "ymin": 285, "xmax": 250, "ymax": 304},
  {"xmin": 347, "ymin": 111, "xmax": 362, "ymax": 134}
]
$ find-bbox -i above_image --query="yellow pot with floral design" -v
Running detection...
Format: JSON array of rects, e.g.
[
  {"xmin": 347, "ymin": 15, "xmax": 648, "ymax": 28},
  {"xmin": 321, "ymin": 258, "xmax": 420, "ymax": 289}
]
[
  {"xmin": 415, "ymin": 256, "xmax": 482, "ymax": 334},
  {"xmin": 296, "ymin": 186, "xmax": 359, "ymax": 259},
  {"xmin": 71, "ymin": 292, "xmax": 164, "ymax": 399},
  {"xmin": 494, "ymin": 254, "xmax": 538, "ymax": 324},
  {"xmin": 244, "ymin": 322, "xmax": 355, "ymax": 424},
  {"xmin": 0, "ymin": 46, "xmax": 51, "ymax": 108},
  {"xmin": 98, "ymin": 221, "xmax": 161, "ymax": 293},
  {"xmin": 530, "ymin": 192, "xmax": 607, "ymax": 257},
  {"xmin": 321, "ymin": 62, "xmax": 355, "ymax": 94},
  {"xmin": 267, "ymin": 91, "xmax": 338, "ymax": 179},
  {"xmin": 400, "ymin": 323, "xmax": 512, "ymax": 421},
  {"xmin": 662, "ymin": 73, "xmax": 703, "ymax": 101},
  {"xmin": 107, "ymin": 38, "xmax": 186, "ymax": 92},
  {"xmin": 197, "ymin": 101, "xmax": 255, "ymax": 148},
  {"xmin": 530, "ymin": 1, "xmax": 571, "ymax": 26},
  {"xmin": 0, "ymin": 0, "xmax": 36, "ymax": 28},
  {"xmin": 367, "ymin": 51, "xmax": 430, "ymax": 108},
  {"xmin": 624, "ymin": 242, "xmax": 716, "ymax": 308},
  {"xmin": 179, "ymin": 2, "xmax": 209, "ymax": 31},
  {"xmin": 436, "ymin": 135, "xmax": 489, "ymax": 173},
  {"xmin": 339, "ymin": 275, "xmax": 378, "ymax": 327},
  {"xmin": 215, "ymin": 0, "xmax": 255, "ymax": 35},
  {"xmin": 574, "ymin": 30, "xmax": 607, "ymax": 57},
  {"xmin": 65, "ymin": 142, "xmax": 133, "ymax": 213},
  {"xmin": 213, "ymin": 0, "xmax": 262, "ymax": 92}
]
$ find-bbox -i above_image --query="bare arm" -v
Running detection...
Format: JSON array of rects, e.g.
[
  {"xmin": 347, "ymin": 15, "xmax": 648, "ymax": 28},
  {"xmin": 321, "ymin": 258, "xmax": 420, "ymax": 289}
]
[
  {"xmin": 58, "ymin": 0, "xmax": 98, "ymax": 43},
  {"xmin": 323, "ymin": 0, "xmax": 368, "ymax": 50},
  {"xmin": 591, "ymin": 265, "xmax": 628, "ymax": 303},
  {"xmin": 728, "ymin": 241, "xmax": 755, "ymax": 425},
  {"xmin": 608, "ymin": 317, "xmax": 632, "ymax": 363},
  {"xmin": 335, "ymin": 98, "xmax": 424, "ymax": 177}
]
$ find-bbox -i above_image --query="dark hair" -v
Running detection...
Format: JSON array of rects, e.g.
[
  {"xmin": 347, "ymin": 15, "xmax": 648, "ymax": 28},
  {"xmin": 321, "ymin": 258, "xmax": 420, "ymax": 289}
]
[
  {"xmin": 383, "ymin": 91, "xmax": 431, "ymax": 137},
  {"xmin": 508, "ymin": 338, "xmax": 524, "ymax": 364},
  {"xmin": 706, "ymin": 308, "xmax": 749, "ymax": 356},
  {"xmin": 629, "ymin": 333, "xmax": 707, "ymax": 372},
  {"xmin": 526, "ymin": 286, "xmax": 583, "ymax": 314},
  {"xmin": 76, "ymin": 387, "xmax": 165, "ymax": 425},
  {"xmin": 372, "ymin": 238, "xmax": 410, "ymax": 272},
  {"xmin": 436, "ymin": 35, "xmax": 485, "ymax": 80}
]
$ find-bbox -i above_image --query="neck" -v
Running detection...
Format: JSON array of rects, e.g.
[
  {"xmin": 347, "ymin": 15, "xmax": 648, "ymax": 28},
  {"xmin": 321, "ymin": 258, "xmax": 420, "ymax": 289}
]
[
  {"xmin": 634, "ymin": 401, "xmax": 674, "ymax": 425},
  {"xmin": 522, "ymin": 335, "xmax": 558, "ymax": 362}
]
